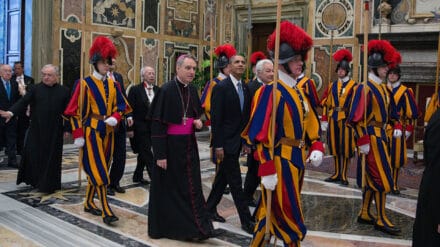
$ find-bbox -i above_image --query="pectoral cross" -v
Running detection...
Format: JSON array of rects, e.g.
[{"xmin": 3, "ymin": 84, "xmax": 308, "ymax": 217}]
[{"xmin": 183, "ymin": 114, "xmax": 187, "ymax": 125}]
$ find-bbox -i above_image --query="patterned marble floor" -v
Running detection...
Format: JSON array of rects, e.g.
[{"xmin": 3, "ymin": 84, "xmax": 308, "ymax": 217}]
[{"xmin": 0, "ymin": 132, "xmax": 419, "ymax": 247}]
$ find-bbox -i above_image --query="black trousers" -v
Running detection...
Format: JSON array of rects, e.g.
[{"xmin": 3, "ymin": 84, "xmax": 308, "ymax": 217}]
[
  {"xmin": 206, "ymin": 151, "xmax": 251, "ymax": 225},
  {"xmin": 0, "ymin": 119, "xmax": 17, "ymax": 165},
  {"xmin": 243, "ymin": 149, "xmax": 260, "ymax": 202},
  {"xmin": 133, "ymin": 130, "xmax": 154, "ymax": 180},
  {"xmin": 109, "ymin": 122, "xmax": 126, "ymax": 187}
]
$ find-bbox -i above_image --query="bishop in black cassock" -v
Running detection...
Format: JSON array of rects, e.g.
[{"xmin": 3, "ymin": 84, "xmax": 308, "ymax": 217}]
[{"xmin": 148, "ymin": 55, "xmax": 216, "ymax": 241}]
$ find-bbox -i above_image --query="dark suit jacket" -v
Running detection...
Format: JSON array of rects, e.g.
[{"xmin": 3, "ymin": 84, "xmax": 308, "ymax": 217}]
[
  {"xmin": 247, "ymin": 78, "xmax": 263, "ymax": 100},
  {"xmin": 112, "ymin": 71, "xmax": 126, "ymax": 97},
  {"xmin": 210, "ymin": 76, "xmax": 250, "ymax": 154},
  {"xmin": 0, "ymin": 78, "xmax": 20, "ymax": 125},
  {"xmin": 127, "ymin": 83, "xmax": 159, "ymax": 133},
  {"xmin": 11, "ymin": 74, "xmax": 35, "ymax": 88}
]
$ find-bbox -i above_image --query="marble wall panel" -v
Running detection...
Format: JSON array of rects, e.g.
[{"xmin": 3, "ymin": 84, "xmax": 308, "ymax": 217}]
[
  {"xmin": 62, "ymin": 0, "xmax": 84, "ymax": 23},
  {"xmin": 143, "ymin": 0, "xmax": 159, "ymax": 33},
  {"xmin": 92, "ymin": 0, "xmax": 136, "ymax": 29},
  {"xmin": 141, "ymin": 38, "xmax": 159, "ymax": 83},
  {"xmin": 165, "ymin": 0, "xmax": 199, "ymax": 38},
  {"xmin": 60, "ymin": 29, "xmax": 82, "ymax": 90},
  {"xmin": 110, "ymin": 35, "xmax": 136, "ymax": 89},
  {"xmin": 314, "ymin": 0, "xmax": 354, "ymax": 38}
]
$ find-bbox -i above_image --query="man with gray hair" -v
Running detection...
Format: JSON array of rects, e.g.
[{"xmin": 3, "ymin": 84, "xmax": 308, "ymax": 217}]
[
  {"xmin": 0, "ymin": 64, "xmax": 20, "ymax": 168},
  {"xmin": 127, "ymin": 66, "xmax": 158, "ymax": 184},
  {"xmin": 0, "ymin": 64, "xmax": 71, "ymax": 193}
]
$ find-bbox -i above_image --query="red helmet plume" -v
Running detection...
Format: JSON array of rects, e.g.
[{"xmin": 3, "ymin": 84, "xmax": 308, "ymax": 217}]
[
  {"xmin": 214, "ymin": 44, "xmax": 236, "ymax": 69},
  {"xmin": 89, "ymin": 36, "xmax": 118, "ymax": 64},
  {"xmin": 250, "ymin": 51, "xmax": 267, "ymax": 65},
  {"xmin": 267, "ymin": 21, "xmax": 313, "ymax": 63},
  {"xmin": 367, "ymin": 40, "xmax": 397, "ymax": 68},
  {"xmin": 333, "ymin": 49, "xmax": 352, "ymax": 63},
  {"xmin": 388, "ymin": 51, "xmax": 402, "ymax": 69},
  {"xmin": 214, "ymin": 44, "xmax": 236, "ymax": 59}
]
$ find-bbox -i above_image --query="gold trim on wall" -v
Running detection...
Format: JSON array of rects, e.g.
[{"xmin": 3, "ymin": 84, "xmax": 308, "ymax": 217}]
[{"xmin": 410, "ymin": 0, "xmax": 440, "ymax": 18}]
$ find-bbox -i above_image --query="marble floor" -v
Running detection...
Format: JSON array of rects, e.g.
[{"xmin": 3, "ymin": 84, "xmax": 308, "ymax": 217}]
[{"xmin": 0, "ymin": 132, "xmax": 421, "ymax": 247}]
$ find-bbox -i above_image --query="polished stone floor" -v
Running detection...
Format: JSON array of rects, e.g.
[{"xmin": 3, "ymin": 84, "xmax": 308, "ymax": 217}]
[{"xmin": 0, "ymin": 132, "xmax": 421, "ymax": 247}]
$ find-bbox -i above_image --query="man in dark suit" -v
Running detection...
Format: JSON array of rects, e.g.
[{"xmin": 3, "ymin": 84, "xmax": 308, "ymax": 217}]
[
  {"xmin": 127, "ymin": 66, "xmax": 158, "ymax": 184},
  {"xmin": 108, "ymin": 59, "xmax": 133, "ymax": 195},
  {"xmin": 243, "ymin": 59, "xmax": 274, "ymax": 207},
  {"xmin": 206, "ymin": 55, "xmax": 254, "ymax": 234},
  {"xmin": 11, "ymin": 61, "xmax": 34, "ymax": 155},
  {"xmin": 0, "ymin": 64, "xmax": 20, "ymax": 167}
]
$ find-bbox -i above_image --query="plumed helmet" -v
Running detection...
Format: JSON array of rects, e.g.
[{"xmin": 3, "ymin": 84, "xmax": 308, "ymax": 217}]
[
  {"xmin": 388, "ymin": 51, "xmax": 402, "ymax": 79},
  {"xmin": 89, "ymin": 36, "xmax": 117, "ymax": 65},
  {"xmin": 333, "ymin": 49, "xmax": 352, "ymax": 73},
  {"xmin": 388, "ymin": 65, "xmax": 401, "ymax": 79},
  {"xmin": 214, "ymin": 44, "xmax": 236, "ymax": 69},
  {"xmin": 367, "ymin": 40, "xmax": 398, "ymax": 69},
  {"xmin": 250, "ymin": 51, "xmax": 267, "ymax": 66},
  {"xmin": 267, "ymin": 21, "xmax": 313, "ymax": 64}
]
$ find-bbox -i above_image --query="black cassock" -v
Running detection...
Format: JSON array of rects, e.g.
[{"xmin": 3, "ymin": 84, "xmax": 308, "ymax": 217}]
[
  {"xmin": 412, "ymin": 109, "xmax": 440, "ymax": 247},
  {"xmin": 11, "ymin": 83, "xmax": 70, "ymax": 193},
  {"xmin": 148, "ymin": 79, "xmax": 214, "ymax": 240}
]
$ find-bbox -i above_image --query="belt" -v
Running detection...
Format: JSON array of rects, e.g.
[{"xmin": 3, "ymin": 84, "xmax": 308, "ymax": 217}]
[
  {"xmin": 333, "ymin": 107, "xmax": 345, "ymax": 112},
  {"xmin": 279, "ymin": 137, "xmax": 305, "ymax": 148},
  {"xmin": 89, "ymin": 113, "xmax": 107, "ymax": 121},
  {"xmin": 369, "ymin": 120, "xmax": 386, "ymax": 129}
]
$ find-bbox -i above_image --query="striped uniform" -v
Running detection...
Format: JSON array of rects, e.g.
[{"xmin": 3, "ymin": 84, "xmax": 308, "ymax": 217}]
[
  {"xmin": 388, "ymin": 83, "xmax": 418, "ymax": 191},
  {"xmin": 64, "ymin": 75, "xmax": 129, "ymax": 218},
  {"xmin": 201, "ymin": 75, "xmax": 226, "ymax": 164},
  {"xmin": 200, "ymin": 76, "xmax": 223, "ymax": 122},
  {"xmin": 242, "ymin": 80, "xmax": 322, "ymax": 247},
  {"xmin": 297, "ymin": 75, "xmax": 320, "ymax": 110},
  {"xmin": 347, "ymin": 76, "xmax": 399, "ymax": 229},
  {"xmin": 321, "ymin": 78, "xmax": 357, "ymax": 182}
]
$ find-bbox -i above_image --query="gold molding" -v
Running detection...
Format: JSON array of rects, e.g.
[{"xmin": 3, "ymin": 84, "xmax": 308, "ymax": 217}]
[{"xmin": 410, "ymin": 0, "xmax": 439, "ymax": 18}]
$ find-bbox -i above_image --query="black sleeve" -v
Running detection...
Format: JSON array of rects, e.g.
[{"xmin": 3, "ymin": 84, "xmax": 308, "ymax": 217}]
[
  {"xmin": 211, "ymin": 84, "xmax": 224, "ymax": 149},
  {"xmin": 9, "ymin": 85, "xmax": 35, "ymax": 115}
]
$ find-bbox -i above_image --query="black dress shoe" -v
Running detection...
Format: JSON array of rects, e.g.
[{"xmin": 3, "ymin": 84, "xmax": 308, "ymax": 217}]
[
  {"xmin": 324, "ymin": 177, "xmax": 340, "ymax": 183},
  {"xmin": 133, "ymin": 177, "xmax": 150, "ymax": 185},
  {"xmin": 223, "ymin": 186, "xmax": 230, "ymax": 194},
  {"xmin": 340, "ymin": 180, "xmax": 349, "ymax": 186},
  {"xmin": 107, "ymin": 187, "xmax": 115, "ymax": 196},
  {"xmin": 103, "ymin": 215, "xmax": 119, "ymax": 225},
  {"xmin": 113, "ymin": 185, "xmax": 125, "ymax": 193},
  {"xmin": 392, "ymin": 189, "xmax": 400, "ymax": 195},
  {"xmin": 211, "ymin": 212, "xmax": 226, "ymax": 223},
  {"xmin": 241, "ymin": 221, "xmax": 255, "ymax": 234},
  {"xmin": 357, "ymin": 216, "xmax": 375, "ymax": 225},
  {"xmin": 374, "ymin": 223, "xmax": 401, "ymax": 235},
  {"xmin": 84, "ymin": 207, "xmax": 102, "ymax": 216}
]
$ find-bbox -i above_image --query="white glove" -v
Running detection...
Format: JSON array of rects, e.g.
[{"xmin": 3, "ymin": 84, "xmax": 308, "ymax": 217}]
[
  {"xmin": 307, "ymin": 150, "xmax": 324, "ymax": 167},
  {"xmin": 261, "ymin": 174, "xmax": 278, "ymax": 190},
  {"xmin": 321, "ymin": 121, "xmax": 328, "ymax": 131},
  {"xmin": 359, "ymin": 144, "xmax": 370, "ymax": 154},
  {"xmin": 74, "ymin": 137, "xmax": 85, "ymax": 148},
  {"xmin": 405, "ymin": 130, "xmax": 412, "ymax": 140},
  {"xmin": 393, "ymin": 129, "xmax": 402, "ymax": 138},
  {"xmin": 104, "ymin": 116, "xmax": 118, "ymax": 126}
]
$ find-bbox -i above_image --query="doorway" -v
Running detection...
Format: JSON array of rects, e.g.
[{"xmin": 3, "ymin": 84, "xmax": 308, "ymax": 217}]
[{"xmin": 252, "ymin": 22, "xmax": 275, "ymax": 55}]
